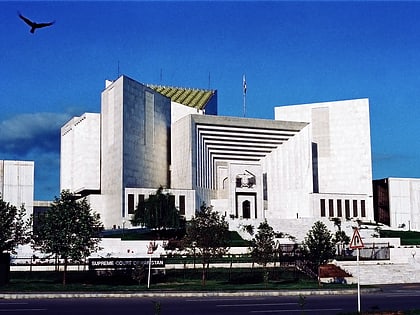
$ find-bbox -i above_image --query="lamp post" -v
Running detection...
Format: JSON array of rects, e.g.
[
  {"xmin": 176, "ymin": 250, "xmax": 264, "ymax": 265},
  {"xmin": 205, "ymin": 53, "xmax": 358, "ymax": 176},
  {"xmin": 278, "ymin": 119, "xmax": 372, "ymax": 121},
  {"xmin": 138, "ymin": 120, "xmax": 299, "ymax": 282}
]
[
  {"xmin": 122, "ymin": 220, "xmax": 126, "ymax": 238},
  {"xmin": 147, "ymin": 241, "xmax": 158, "ymax": 288},
  {"xmin": 192, "ymin": 241, "xmax": 197, "ymax": 269}
]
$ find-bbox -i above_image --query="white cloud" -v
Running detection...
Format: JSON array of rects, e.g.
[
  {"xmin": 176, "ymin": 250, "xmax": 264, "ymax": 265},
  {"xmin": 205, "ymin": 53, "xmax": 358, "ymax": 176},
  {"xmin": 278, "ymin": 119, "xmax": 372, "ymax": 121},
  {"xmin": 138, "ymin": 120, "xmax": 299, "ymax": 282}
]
[
  {"xmin": 0, "ymin": 112, "xmax": 78, "ymax": 200},
  {"xmin": 0, "ymin": 112, "xmax": 73, "ymax": 155}
]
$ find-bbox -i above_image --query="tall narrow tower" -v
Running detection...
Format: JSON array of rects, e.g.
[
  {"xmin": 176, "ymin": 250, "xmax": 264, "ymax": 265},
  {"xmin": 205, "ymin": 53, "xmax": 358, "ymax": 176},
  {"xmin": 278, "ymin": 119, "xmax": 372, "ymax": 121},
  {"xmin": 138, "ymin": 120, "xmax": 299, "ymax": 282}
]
[{"xmin": 100, "ymin": 76, "xmax": 171, "ymax": 226}]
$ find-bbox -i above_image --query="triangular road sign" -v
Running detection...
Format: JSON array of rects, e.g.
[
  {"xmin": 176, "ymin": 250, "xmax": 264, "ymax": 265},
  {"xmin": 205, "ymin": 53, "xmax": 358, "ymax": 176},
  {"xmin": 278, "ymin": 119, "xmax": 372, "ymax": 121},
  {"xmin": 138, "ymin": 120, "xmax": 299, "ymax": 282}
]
[{"xmin": 350, "ymin": 228, "xmax": 364, "ymax": 249}]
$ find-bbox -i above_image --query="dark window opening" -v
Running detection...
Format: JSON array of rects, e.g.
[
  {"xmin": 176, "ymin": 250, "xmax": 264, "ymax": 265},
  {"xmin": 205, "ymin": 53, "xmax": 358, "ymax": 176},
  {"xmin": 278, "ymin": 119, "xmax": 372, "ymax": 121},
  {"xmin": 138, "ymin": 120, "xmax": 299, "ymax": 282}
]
[
  {"xmin": 263, "ymin": 173, "xmax": 268, "ymax": 201},
  {"xmin": 243, "ymin": 200, "xmax": 251, "ymax": 219},
  {"xmin": 329, "ymin": 199, "xmax": 334, "ymax": 217},
  {"xmin": 337, "ymin": 200, "xmax": 342, "ymax": 217},
  {"xmin": 128, "ymin": 194, "xmax": 135, "ymax": 215},
  {"xmin": 353, "ymin": 200, "xmax": 358, "ymax": 217},
  {"xmin": 179, "ymin": 195, "xmax": 185, "ymax": 215},
  {"xmin": 361, "ymin": 200, "xmax": 366, "ymax": 217},
  {"xmin": 345, "ymin": 200, "xmax": 350, "ymax": 218},
  {"xmin": 320, "ymin": 199, "xmax": 326, "ymax": 217},
  {"xmin": 138, "ymin": 194, "xmax": 145, "ymax": 214},
  {"xmin": 169, "ymin": 195, "xmax": 175, "ymax": 210}
]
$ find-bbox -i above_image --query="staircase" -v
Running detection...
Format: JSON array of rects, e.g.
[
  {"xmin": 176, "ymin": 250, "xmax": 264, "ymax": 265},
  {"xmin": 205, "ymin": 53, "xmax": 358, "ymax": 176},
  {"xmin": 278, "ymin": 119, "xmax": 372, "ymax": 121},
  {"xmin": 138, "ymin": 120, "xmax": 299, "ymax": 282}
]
[{"xmin": 335, "ymin": 260, "xmax": 420, "ymax": 285}]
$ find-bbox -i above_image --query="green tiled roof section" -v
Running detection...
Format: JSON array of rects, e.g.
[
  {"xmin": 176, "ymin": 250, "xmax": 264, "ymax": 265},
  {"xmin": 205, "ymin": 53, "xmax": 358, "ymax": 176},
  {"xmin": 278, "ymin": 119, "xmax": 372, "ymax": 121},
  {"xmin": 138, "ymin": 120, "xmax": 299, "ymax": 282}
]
[{"xmin": 149, "ymin": 85, "xmax": 214, "ymax": 110}]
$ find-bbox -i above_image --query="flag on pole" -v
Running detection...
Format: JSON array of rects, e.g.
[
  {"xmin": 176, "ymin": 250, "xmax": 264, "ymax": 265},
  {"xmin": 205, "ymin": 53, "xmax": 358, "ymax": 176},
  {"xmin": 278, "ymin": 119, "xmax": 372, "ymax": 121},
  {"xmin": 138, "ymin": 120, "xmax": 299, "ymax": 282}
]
[{"xmin": 243, "ymin": 74, "xmax": 247, "ymax": 95}]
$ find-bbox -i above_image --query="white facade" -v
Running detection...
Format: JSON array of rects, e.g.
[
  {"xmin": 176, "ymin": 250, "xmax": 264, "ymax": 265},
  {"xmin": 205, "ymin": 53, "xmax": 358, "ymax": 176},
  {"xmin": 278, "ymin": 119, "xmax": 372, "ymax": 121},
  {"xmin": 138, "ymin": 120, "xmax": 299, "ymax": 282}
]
[
  {"xmin": 99, "ymin": 76, "xmax": 172, "ymax": 228},
  {"xmin": 0, "ymin": 160, "xmax": 34, "ymax": 221},
  {"xmin": 61, "ymin": 76, "xmax": 200, "ymax": 229},
  {"xmin": 262, "ymin": 123, "xmax": 313, "ymax": 220},
  {"xmin": 387, "ymin": 178, "xmax": 420, "ymax": 230},
  {"xmin": 60, "ymin": 76, "xmax": 378, "ymax": 231},
  {"xmin": 124, "ymin": 187, "xmax": 196, "ymax": 223},
  {"xmin": 171, "ymin": 114, "xmax": 310, "ymax": 223},
  {"xmin": 60, "ymin": 113, "xmax": 101, "ymax": 193},
  {"xmin": 275, "ymin": 99, "xmax": 374, "ymax": 221}
]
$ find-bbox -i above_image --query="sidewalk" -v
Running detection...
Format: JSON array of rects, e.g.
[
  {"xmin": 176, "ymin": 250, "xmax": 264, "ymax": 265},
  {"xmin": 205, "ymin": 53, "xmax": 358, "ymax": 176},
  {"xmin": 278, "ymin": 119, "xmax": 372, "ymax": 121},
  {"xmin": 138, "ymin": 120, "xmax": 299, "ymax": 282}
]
[{"xmin": 0, "ymin": 287, "xmax": 381, "ymax": 299}]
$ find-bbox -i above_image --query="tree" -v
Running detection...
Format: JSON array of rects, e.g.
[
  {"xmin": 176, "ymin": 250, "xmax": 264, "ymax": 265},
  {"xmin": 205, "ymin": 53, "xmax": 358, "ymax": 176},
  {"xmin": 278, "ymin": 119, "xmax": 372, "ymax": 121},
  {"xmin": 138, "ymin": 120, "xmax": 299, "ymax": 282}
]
[
  {"xmin": 0, "ymin": 196, "xmax": 30, "ymax": 253},
  {"xmin": 183, "ymin": 203, "xmax": 230, "ymax": 286},
  {"xmin": 0, "ymin": 197, "xmax": 30, "ymax": 285},
  {"xmin": 250, "ymin": 220, "xmax": 275, "ymax": 284},
  {"xmin": 330, "ymin": 218, "xmax": 350, "ymax": 255},
  {"xmin": 334, "ymin": 230, "xmax": 350, "ymax": 256},
  {"xmin": 301, "ymin": 221, "xmax": 336, "ymax": 272},
  {"xmin": 131, "ymin": 186, "xmax": 184, "ymax": 231},
  {"xmin": 32, "ymin": 190, "xmax": 104, "ymax": 285}
]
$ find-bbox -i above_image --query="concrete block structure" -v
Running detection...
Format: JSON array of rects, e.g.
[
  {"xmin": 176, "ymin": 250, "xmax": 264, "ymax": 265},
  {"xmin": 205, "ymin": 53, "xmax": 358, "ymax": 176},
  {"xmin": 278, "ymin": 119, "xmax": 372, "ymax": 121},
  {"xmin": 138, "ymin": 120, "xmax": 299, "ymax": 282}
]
[
  {"xmin": 275, "ymin": 99, "xmax": 374, "ymax": 222},
  {"xmin": 61, "ymin": 113, "xmax": 101, "ymax": 194},
  {"xmin": 373, "ymin": 177, "xmax": 420, "ymax": 230},
  {"xmin": 0, "ymin": 160, "xmax": 34, "ymax": 221},
  {"xmin": 171, "ymin": 114, "xmax": 310, "ymax": 222},
  {"xmin": 61, "ymin": 75, "xmax": 378, "ymax": 232},
  {"xmin": 61, "ymin": 76, "xmax": 213, "ymax": 228},
  {"xmin": 99, "ymin": 77, "xmax": 172, "ymax": 226}
]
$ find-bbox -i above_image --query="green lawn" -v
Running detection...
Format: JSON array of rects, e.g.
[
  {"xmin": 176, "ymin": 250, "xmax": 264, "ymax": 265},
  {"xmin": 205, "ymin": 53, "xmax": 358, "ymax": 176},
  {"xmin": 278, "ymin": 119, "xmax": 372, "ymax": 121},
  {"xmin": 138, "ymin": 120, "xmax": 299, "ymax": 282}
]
[
  {"xmin": 379, "ymin": 230, "xmax": 420, "ymax": 245},
  {"xmin": 103, "ymin": 229, "xmax": 250, "ymax": 247},
  {"xmin": 0, "ymin": 268, "xmax": 348, "ymax": 292}
]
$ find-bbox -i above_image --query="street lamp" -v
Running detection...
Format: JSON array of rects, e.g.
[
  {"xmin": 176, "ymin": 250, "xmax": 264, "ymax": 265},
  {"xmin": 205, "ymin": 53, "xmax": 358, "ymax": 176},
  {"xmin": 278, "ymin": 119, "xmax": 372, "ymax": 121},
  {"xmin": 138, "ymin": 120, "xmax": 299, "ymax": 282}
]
[
  {"xmin": 192, "ymin": 241, "xmax": 197, "ymax": 269},
  {"xmin": 147, "ymin": 241, "xmax": 158, "ymax": 289}
]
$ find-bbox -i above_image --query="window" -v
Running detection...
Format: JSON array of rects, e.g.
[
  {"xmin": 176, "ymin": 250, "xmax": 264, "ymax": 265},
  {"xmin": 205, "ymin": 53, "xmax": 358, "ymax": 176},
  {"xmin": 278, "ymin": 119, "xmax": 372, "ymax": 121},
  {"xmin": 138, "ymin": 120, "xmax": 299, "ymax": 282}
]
[
  {"xmin": 179, "ymin": 195, "xmax": 185, "ymax": 215},
  {"xmin": 128, "ymin": 194, "xmax": 135, "ymax": 214},
  {"xmin": 243, "ymin": 200, "xmax": 251, "ymax": 219},
  {"xmin": 138, "ymin": 194, "xmax": 145, "ymax": 214},
  {"xmin": 320, "ymin": 199, "xmax": 326, "ymax": 217},
  {"xmin": 345, "ymin": 200, "xmax": 350, "ymax": 218},
  {"xmin": 337, "ymin": 200, "xmax": 342, "ymax": 217},
  {"xmin": 353, "ymin": 200, "xmax": 358, "ymax": 217},
  {"xmin": 263, "ymin": 173, "xmax": 268, "ymax": 201},
  {"xmin": 169, "ymin": 195, "xmax": 175, "ymax": 209},
  {"xmin": 361, "ymin": 200, "xmax": 366, "ymax": 217},
  {"xmin": 329, "ymin": 199, "xmax": 334, "ymax": 217}
]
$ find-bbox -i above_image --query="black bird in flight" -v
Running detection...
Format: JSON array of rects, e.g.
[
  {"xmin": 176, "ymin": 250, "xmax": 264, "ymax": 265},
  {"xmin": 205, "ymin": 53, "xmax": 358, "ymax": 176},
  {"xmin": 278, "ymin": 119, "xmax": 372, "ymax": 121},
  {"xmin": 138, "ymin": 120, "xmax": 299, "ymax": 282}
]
[{"xmin": 18, "ymin": 12, "xmax": 55, "ymax": 34}]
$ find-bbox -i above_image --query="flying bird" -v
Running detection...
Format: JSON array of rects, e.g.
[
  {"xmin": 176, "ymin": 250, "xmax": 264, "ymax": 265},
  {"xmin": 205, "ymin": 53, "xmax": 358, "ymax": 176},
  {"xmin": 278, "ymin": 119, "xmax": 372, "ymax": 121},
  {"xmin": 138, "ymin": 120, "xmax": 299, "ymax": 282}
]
[{"xmin": 18, "ymin": 12, "xmax": 55, "ymax": 34}]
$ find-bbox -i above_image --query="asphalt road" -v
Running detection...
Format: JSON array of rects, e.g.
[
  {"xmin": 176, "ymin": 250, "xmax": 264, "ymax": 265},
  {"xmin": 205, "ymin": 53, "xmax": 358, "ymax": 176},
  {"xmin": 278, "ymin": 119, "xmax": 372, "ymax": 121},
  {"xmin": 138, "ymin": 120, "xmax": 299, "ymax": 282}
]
[{"xmin": 1, "ymin": 285, "xmax": 420, "ymax": 314}]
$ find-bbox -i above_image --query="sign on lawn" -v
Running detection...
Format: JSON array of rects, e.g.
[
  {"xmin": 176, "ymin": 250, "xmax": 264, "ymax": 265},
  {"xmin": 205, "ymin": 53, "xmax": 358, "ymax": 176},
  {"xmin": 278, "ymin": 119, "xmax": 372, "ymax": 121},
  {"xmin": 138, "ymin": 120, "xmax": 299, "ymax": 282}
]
[{"xmin": 89, "ymin": 258, "xmax": 165, "ymax": 270}]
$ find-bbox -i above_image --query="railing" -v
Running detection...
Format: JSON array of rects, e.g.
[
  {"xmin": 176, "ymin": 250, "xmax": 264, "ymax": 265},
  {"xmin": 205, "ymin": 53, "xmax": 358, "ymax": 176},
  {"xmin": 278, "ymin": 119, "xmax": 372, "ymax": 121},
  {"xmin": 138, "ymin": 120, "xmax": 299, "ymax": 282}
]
[
  {"xmin": 10, "ymin": 244, "xmax": 391, "ymax": 273},
  {"xmin": 337, "ymin": 243, "xmax": 390, "ymax": 261}
]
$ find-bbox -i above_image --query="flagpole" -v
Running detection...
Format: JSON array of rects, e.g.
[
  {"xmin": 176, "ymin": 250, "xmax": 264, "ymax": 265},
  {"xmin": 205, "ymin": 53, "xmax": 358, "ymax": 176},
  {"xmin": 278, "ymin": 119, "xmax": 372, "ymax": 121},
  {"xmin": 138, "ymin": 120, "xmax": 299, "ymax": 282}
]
[{"xmin": 243, "ymin": 74, "xmax": 247, "ymax": 117}]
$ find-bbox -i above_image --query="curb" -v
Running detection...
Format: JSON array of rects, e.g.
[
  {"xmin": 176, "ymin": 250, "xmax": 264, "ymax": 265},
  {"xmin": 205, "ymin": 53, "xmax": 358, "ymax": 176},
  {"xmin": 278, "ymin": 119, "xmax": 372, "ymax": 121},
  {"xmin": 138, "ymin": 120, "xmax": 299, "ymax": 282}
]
[{"xmin": 0, "ymin": 288, "xmax": 381, "ymax": 299}]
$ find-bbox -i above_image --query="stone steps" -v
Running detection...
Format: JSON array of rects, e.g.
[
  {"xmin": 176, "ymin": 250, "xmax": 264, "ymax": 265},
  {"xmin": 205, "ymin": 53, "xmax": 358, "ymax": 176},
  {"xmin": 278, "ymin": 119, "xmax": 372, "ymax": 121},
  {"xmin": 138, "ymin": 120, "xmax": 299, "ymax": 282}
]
[{"xmin": 335, "ymin": 261, "xmax": 420, "ymax": 285}]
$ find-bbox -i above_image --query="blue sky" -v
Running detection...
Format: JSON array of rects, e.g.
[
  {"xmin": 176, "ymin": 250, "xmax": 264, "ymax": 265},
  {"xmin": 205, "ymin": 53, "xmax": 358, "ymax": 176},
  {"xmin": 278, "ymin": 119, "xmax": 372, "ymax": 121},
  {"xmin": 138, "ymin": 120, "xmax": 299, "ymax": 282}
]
[{"xmin": 1, "ymin": 1, "xmax": 420, "ymax": 200}]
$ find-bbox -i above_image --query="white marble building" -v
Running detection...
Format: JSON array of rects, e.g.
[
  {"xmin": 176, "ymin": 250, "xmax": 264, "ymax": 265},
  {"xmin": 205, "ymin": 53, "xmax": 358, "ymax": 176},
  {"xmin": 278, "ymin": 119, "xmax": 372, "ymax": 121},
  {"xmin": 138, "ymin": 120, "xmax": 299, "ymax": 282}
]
[
  {"xmin": 374, "ymin": 177, "xmax": 420, "ymax": 231},
  {"xmin": 60, "ymin": 75, "xmax": 375, "ymax": 231},
  {"xmin": 275, "ymin": 99, "xmax": 375, "ymax": 222},
  {"xmin": 171, "ymin": 114, "xmax": 310, "ymax": 223},
  {"xmin": 61, "ymin": 113, "xmax": 101, "ymax": 194},
  {"xmin": 61, "ymin": 76, "xmax": 207, "ymax": 228},
  {"xmin": 0, "ymin": 160, "xmax": 34, "ymax": 221}
]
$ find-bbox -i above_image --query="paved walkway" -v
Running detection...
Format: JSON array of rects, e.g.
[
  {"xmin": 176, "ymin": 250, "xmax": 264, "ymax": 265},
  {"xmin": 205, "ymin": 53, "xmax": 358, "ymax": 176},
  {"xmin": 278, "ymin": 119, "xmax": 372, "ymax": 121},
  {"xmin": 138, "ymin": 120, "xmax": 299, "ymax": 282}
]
[{"xmin": 0, "ymin": 287, "xmax": 381, "ymax": 299}]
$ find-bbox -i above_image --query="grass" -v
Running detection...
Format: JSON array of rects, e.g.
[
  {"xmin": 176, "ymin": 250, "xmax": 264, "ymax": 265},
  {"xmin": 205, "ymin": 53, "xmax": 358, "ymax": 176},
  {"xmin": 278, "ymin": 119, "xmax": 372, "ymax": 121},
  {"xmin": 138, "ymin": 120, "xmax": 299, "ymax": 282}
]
[
  {"xmin": 379, "ymin": 230, "xmax": 420, "ymax": 246},
  {"xmin": 0, "ymin": 268, "xmax": 351, "ymax": 292},
  {"xmin": 103, "ymin": 228, "xmax": 250, "ymax": 247}
]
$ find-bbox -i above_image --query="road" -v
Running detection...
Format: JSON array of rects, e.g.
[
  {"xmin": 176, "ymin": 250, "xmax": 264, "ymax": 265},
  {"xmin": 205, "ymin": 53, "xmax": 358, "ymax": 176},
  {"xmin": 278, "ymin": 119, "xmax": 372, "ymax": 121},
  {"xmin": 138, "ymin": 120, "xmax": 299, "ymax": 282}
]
[{"xmin": 1, "ymin": 285, "xmax": 420, "ymax": 314}]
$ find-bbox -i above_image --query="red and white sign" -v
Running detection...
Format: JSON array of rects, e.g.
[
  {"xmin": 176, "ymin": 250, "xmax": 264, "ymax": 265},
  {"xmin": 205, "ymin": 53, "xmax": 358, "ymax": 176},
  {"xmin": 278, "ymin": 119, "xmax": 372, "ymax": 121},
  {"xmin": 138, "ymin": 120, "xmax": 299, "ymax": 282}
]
[{"xmin": 349, "ymin": 228, "xmax": 364, "ymax": 249}]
